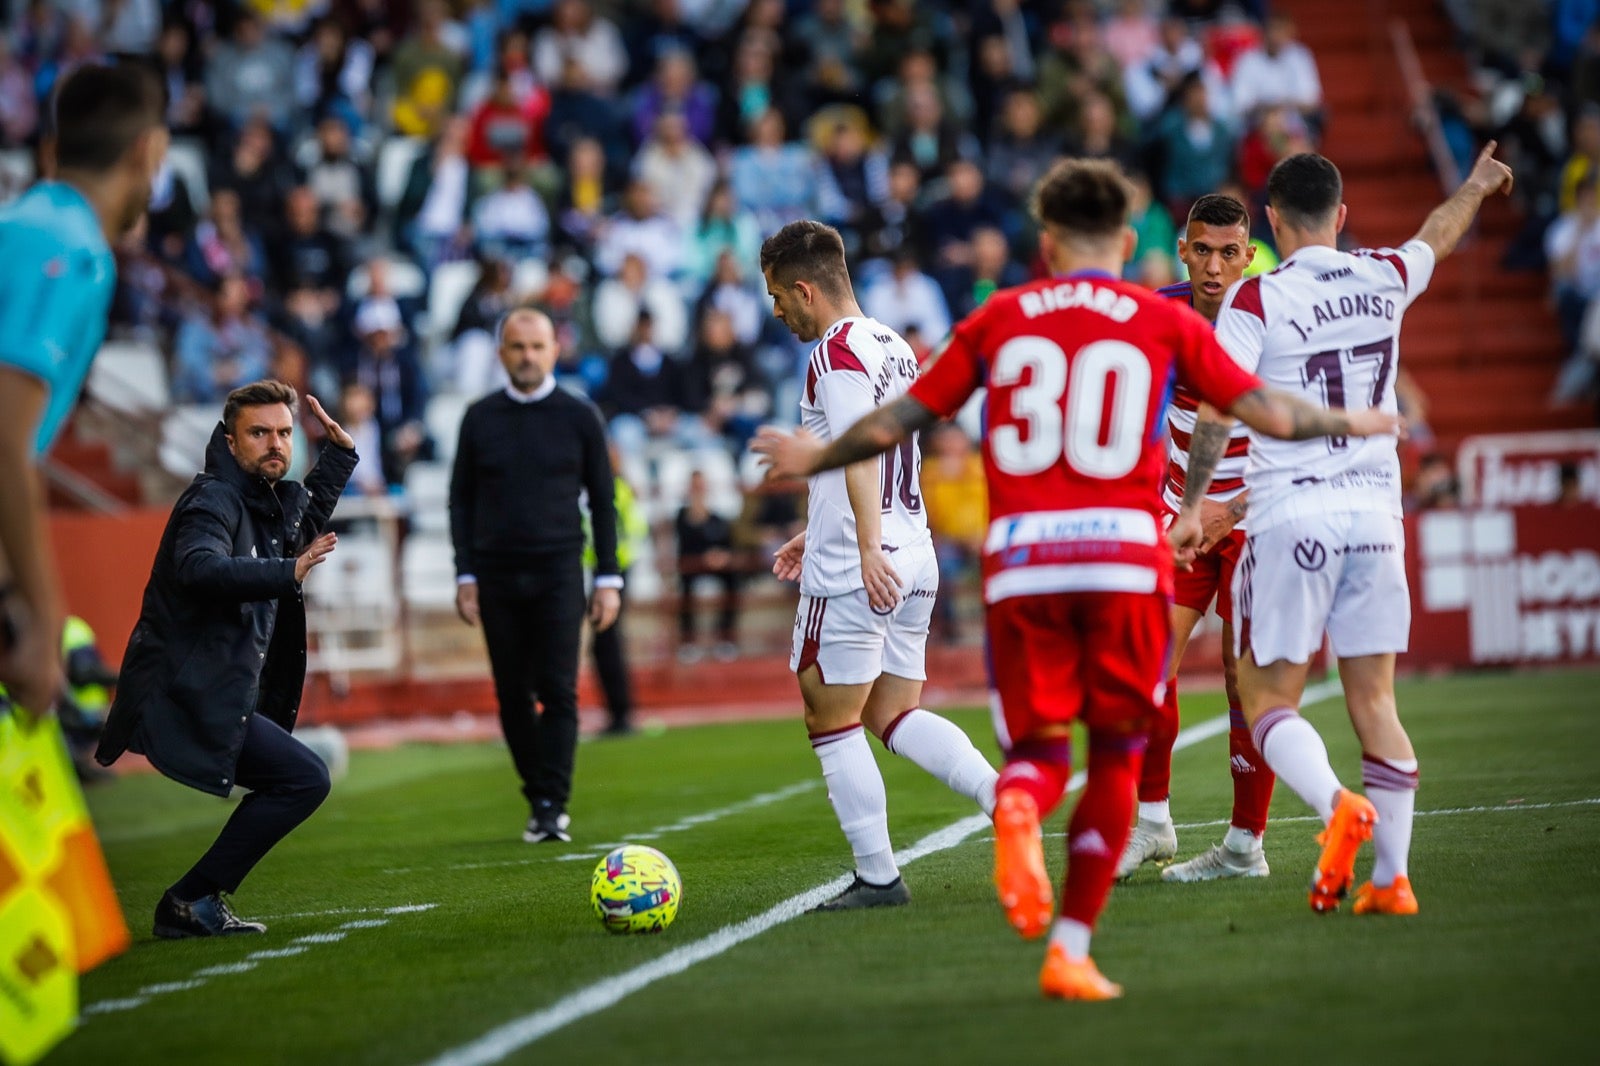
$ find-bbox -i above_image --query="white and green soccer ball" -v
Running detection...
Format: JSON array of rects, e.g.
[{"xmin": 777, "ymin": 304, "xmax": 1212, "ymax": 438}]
[{"xmin": 590, "ymin": 845, "xmax": 681, "ymax": 934}]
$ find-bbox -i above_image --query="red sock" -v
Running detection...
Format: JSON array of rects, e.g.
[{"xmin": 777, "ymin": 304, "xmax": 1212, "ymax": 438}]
[
  {"xmin": 1228, "ymin": 706, "xmax": 1275, "ymax": 836},
  {"xmin": 1060, "ymin": 731, "xmax": 1143, "ymax": 929},
  {"xmin": 1137, "ymin": 679, "xmax": 1178, "ymax": 803},
  {"xmin": 995, "ymin": 737, "xmax": 1072, "ymax": 820}
]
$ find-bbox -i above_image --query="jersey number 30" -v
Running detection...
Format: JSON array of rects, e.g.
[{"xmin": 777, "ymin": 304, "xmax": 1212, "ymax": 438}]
[{"xmin": 989, "ymin": 337, "xmax": 1152, "ymax": 479}]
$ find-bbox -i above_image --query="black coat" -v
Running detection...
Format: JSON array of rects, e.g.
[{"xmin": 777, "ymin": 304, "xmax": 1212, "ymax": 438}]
[{"xmin": 96, "ymin": 425, "xmax": 358, "ymax": 796}]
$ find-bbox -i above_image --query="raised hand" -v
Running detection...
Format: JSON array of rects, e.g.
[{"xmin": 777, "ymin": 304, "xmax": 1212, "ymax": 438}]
[
  {"xmin": 306, "ymin": 394, "xmax": 355, "ymax": 450},
  {"xmin": 1465, "ymin": 140, "xmax": 1514, "ymax": 199},
  {"xmin": 295, "ymin": 532, "xmax": 337, "ymax": 583}
]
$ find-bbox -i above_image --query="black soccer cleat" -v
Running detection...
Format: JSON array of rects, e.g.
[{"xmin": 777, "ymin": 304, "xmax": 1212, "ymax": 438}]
[
  {"xmin": 523, "ymin": 800, "xmax": 572, "ymax": 843},
  {"xmin": 810, "ymin": 875, "xmax": 911, "ymax": 913},
  {"xmin": 153, "ymin": 891, "xmax": 267, "ymax": 938}
]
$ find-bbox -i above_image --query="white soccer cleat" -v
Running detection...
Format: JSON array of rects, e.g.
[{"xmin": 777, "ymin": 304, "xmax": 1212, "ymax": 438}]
[
  {"xmin": 1160, "ymin": 841, "xmax": 1270, "ymax": 882},
  {"xmin": 1114, "ymin": 818, "xmax": 1177, "ymax": 880}
]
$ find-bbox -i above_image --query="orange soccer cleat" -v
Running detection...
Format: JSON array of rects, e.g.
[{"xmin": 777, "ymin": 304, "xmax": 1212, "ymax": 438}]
[
  {"xmin": 1309, "ymin": 789, "xmax": 1379, "ymax": 913},
  {"xmin": 993, "ymin": 789, "xmax": 1053, "ymax": 940},
  {"xmin": 1353, "ymin": 875, "xmax": 1420, "ymax": 916},
  {"xmin": 1039, "ymin": 945, "xmax": 1124, "ymax": 1001}
]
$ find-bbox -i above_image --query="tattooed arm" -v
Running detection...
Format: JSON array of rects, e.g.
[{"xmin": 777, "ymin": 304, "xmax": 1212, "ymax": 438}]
[
  {"xmin": 753, "ymin": 394, "xmax": 939, "ymax": 480},
  {"xmin": 1181, "ymin": 404, "xmax": 1235, "ymax": 513},
  {"xmin": 1227, "ymin": 387, "xmax": 1399, "ymax": 442}
]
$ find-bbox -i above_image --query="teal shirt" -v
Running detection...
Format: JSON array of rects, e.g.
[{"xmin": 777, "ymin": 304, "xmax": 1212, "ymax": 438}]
[{"xmin": 0, "ymin": 181, "xmax": 116, "ymax": 456}]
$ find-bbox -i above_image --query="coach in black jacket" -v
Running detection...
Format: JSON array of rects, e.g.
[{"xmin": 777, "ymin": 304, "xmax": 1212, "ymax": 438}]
[
  {"xmin": 97, "ymin": 380, "xmax": 357, "ymax": 938},
  {"xmin": 451, "ymin": 308, "xmax": 621, "ymax": 844}
]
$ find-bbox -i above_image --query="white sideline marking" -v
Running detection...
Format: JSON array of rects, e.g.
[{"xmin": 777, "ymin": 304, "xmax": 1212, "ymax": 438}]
[
  {"xmin": 338, "ymin": 918, "xmax": 391, "ymax": 930},
  {"xmin": 194, "ymin": 961, "xmax": 258, "ymax": 977},
  {"xmin": 1170, "ymin": 796, "xmax": 1600, "ymax": 832},
  {"xmin": 260, "ymin": 902, "xmax": 436, "ymax": 921},
  {"xmin": 81, "ymin": 997, "xmax": 147, "ymax": 1016},
  {"xmin": 137, "ymin": 980, "xmax": 206, "ymax": 996},
  {"xmin": 385, "ymin": 903, "xmax": 439, "ymax": 914},
  {"xmin": 416, "ymin": 686, "xmax": 1347, "ymax": 1066},
  {"xmin": 293, "ymin": 932, "xmax": 347, "ymax": 945},
  {"xmin": 383, "ymin": 781, "xmax": 821, "ymax": 876},
  {"xmin": 247, "ymin": 947, "xmax": 308, "ymax": 960}
]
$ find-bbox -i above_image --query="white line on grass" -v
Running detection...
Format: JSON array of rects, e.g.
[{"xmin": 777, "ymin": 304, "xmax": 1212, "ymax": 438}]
[
  {"xmin": 382, "ymin": 781, "xmax": 822, "ymax": 876},
  {"xmin": 420, "ymin": 685, "xmax": 1350, "ymax": 1066},
  {"xmin": 258, "ymin": 901, "xmax": 439, "ymax": 921},
  {"xmin": 1169, "ymin": 796, "xmax": 1600, "ymax": 831}
]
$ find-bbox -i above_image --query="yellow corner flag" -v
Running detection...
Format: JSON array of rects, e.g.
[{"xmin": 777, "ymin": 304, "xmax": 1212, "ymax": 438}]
[{"xmin": 0, "ymin": 708, "xmax": 130, "ymax": 1065}]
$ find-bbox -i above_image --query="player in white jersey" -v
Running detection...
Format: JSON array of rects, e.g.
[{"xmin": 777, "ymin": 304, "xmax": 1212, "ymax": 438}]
[
  {"xmin": 1214, "ymin": 145, "xmax": 1514, "ymax": 915},
  {"xmin": 759, "ymin": 221, "xmax": 998, "ymax": 911}
]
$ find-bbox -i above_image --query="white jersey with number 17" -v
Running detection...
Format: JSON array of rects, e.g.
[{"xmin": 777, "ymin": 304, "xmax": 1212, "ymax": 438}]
[
  {"xmin": 798, "ymin": 316, "xmax": 932, "ymax": 598},
  {"xmin": 1215, "ymin": 239, "xmax": 1436, "ymax": 532}
]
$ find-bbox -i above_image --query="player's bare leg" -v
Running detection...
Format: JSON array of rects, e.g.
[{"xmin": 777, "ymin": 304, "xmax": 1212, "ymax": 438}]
[
  {"xmin": 1115, "ymin": 605, "xmax": 1199, "ymax": 878},
  {"xmin": 1163, "ymin": 621, "xmax": 1274, "ymax": 882},
  {"xmin": 1339, "ymin": 654, "xmax": 1420, "ymax": 915},
  {"xmin": 1240, "ymin": 653, "xmax": 1376, "ymax": 913},
  {"xmin": 800, "ymin": 667, "xmax": 909, "ymax": 910},
  {"xmin": 863, "ymin": 675, "xmax": 998, "ymax": 817}
]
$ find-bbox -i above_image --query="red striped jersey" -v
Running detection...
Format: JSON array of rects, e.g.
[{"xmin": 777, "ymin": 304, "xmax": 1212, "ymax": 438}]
[
  {"xmin": 798, "ymin": 316, "xmax": 931, "ymax": 598},
  {"xmin": 1155, "ymin": 281, "xmax": 1253, "ymax": 513}
]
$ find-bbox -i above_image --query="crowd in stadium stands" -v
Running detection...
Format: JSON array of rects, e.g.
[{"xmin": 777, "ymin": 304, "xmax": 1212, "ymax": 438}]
[
  {"xmin": 1431, "ymin": 0, "xmax": 1600, "ymax": 418},
  {"xmin": 0, "ymin": 0, "xmax": 1419, "ymax": 635}
]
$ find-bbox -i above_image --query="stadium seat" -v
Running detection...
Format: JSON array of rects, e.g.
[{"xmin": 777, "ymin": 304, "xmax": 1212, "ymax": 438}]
[
  {"xmin": 157, "ymin": 403, "xmax": 222, "ymax": 479},
  {"xmin": 0, "ymin": 147, "xmax": 35, "ymax": 204},
  {"xmin": 400, "ymin": 529, "xmax": 459, "ymax": 610},
  {"xmin": 426, "ymin": 260, "xmax": 482, "ymax": 352},
  {"xmin": 425, "ymin": 392, "xmax": 472, "ymax": 467},
  {"xmin": 511, "ymin": 257, "xmax": 550, "ymax": 298},
  {"xmin": 87, "ymin": 340, "xmax": 171, "ymax": 416},
  {"xmin": 403, "ymin": 460, "xmax": 452, "ymax": 533},
  {"xmin": 347, "ymin": 257, "xmax": 427, "ymax": 301},
  {"xmin": 305, "ymin": 532, "xmax": 403, "ymax": 675},
  {"xmin": 376, "ymin": 136, "xmax": 428, "ymax": 212},
  {"xmin": 164, "ymin": 137, "xmax": 210, "ymax": 212}
]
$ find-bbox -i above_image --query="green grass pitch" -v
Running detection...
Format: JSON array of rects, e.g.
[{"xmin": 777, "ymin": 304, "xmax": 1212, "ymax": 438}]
[{"xmin": 51, "ymin": 668, "xmax": 1600, "ymax": 1065}]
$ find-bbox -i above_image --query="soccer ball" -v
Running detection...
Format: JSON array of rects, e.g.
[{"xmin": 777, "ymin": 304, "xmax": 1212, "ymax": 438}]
[{"xmin": 590, "ymin": 845, "xmax": 682, "ymax": 934}]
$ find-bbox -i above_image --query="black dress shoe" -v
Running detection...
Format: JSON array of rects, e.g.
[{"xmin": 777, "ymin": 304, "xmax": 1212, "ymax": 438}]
[{"xmin": 153, "ymin": 891, "xmax": 267, "ymax": 938}]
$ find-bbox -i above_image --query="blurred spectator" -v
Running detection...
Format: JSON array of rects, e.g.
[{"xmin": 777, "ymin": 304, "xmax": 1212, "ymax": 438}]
[
  {"xmin": 1037, "ymin": 8, "xmax": 1129, "ymax": 136},
  {"xmin": 1559, "ymin": 106, "xmax": 1600, "ymax": 213},
  {"xmin": 595, "ymin": 177, "xmax": 684, "ymax": 279},
  {"xmin": 599, "ymin": 309, "xmax": 709, "ymax": 454},
  {"xmin": 675, "ymin": 469, "xmax": 742, "ymax": 663},
  {"xmin": 1489, "ymin": 56, "xmax": 1567, "ymax": 217},
  {"xmin": 1545, "ymin": 171, "xmax": 1600, "ymax": 349},
  {"xmin": 35, "ymin": 16, "xmax": 104, "ymax": 108},
  {"xmin": 338, "ymin": 380, "xmax": 391, "ymax": 495},
  {"xmin": 730, "ymin": 108, "xmax": 818, "ymax": 233},
  {"xmin": 683, "ymin": 307, "xmax": 772, "ymax": 450},
  {"xmin": 553, "ymin": 135, "xmax": 614, "ymax": 258},
  {"xmin": 465, "ymin": 65, "xmax": 551, "ymax": 185},
  {"xmin": 396, "ymin": 116, "xmax": 472, "ymax": 266},
  {"xmin": 815, "ymin": 119, "xmax": 891, "ymax": 243},
  {"xmin": 295, "ymin": 16, "xmax": 376, "ymax": 131},
  {"xmin": 391, "ymin": 1, "xmax": 466, "ymax": 137},
  {"xmin": 278, "ymin": 277, "xmax": 345, "ymax": 398},
  {"xmin": 624, "ymin": 0, "xmax": 703, "ymax": 88},
  {"xmin": 1230, "ymin": 14, "xmax": 1323, "ymax": 132},
  {"xmin": 1104, "ymin": 0, "xmax": 1161, "ymax": 70},
  {"xmin": 335, "ymin": 0, "xmax": 410, "ymax": 64},
  {"xmin": 592, "ymin": 252, "xmax": 689, "ymax": 353},
  {"xmin": 471, "ymin": 163, "xmax": 551, "ymax": 260},
  {"xmin": 1125, "ymin": 17, "xmax": 1234, "ymax": 125},
  {"xmin": 919, "ymin": 422, "xmax": 986, "ymax": 643},
  {"xmin": 0, "ymin": 36, "xmax": 38, "ymax": 147},
  {"xmin": 449, "ymin": 256, "xmax": 515, "ymax": 395},
  {"xmin": 302, "ymin": 113, "xmax": 377, "ymax": 243},
  {"xmin": 969, "ymin": 0, "xmax": 1037, "ymax": 86},
  {"xmin": 793, "ymin": 0, "xmax": 867, "ymax": 104},
  {"xmin": 715, "ymin": 31, "xmax": 807, "ymax": 147},
  {"xmin": 858, "ymin": 0, "xmax": 948, "ymax": 92},
  {"xmin": 204, "ymin": 11, "xmax": 295, "ymax": 131},
  {"xmin": 877, "ymin": 48, "xmax": 973, "ymax": 141},
  {"xmin": 545, "ymin": 56, "xmax": 631, "ymax": 178},
  {"xmin": 174, "ymin": 274, "xmax": 274, "ymax": 403},
  {"xmin": 634, "ymin": 111, "xmax": 717, "ymax": 235},
  {"xmin": 694, "ymin": 249, "xmax": 764, "ymax": 346},
  {"xmin": 534, "ymin": 0, "xmax": 628, "ymax": 96},
  {"xmin": 1127, "ymin": 170, "xmax": 1178, "ymax": 284},
  {"xmin": 949, "ymin": 226, "xmax": 1028, "ymax": 319},
  {"xmin": 860, "ymin": 159, "xmax": 928, "ymax": 265},
  {"xmin": 187, "ymin": 187, "xmax": 269, "ymax": 291},
  {"xmin": 889, "ymin": 82, "xmax": 979, "ymax": 183},
  {"xmin": 1557, "ymin": 460, "xmax": 1586, "ymax": 506},
  {"xmin": 1406, "ymin": 453, "xmax": 1460, "ymax": 513},
  {"xmin": 1153, "ymin": 73, "xmax": 1237, "ymax": 213},
  {"xmin": 210, "ymin": 118, "xmax": 296, "ymax": 241},
  {"xmin": 986, "ymin": 89, "xmax": 1061, "ymax": 210},
  {"xmin": 101, "ymin": 0, "xmax": 162, "ymax": 55},
  {"xmin": 924, "ymin": 159, "xmax": 1011, "ymax": 301},
  {"xmin": 1239, "ymin": 105, "xmax": 1315, "ymax": 197},
  {"xmin": 153, "ymin": 22, "xmax": 210, "ymax": 139},
  {"xmin": 346, "ymin": 298, "xmax": 431, "ymax": 483},
  {"xmin": 689, "ymin": 179, "xmax": 763, "ymax": 286},
  {"xmin": 862, "ymin": 249, "xmax": 951, "ymax": 344},
  {"xmin": 630, "ymin": 49, "xmax": 717, "ymax": 148},
  {"xmin": 270, "ymin": 185, "xmax": 353, "ymax": 303},
  {"xmin": 1063, "ymin": 91, "xmax": 1137, "ymax": 170}
]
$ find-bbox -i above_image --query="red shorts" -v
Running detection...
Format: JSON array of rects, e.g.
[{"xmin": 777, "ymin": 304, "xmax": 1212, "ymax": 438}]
[
  {"xmin": 986, "ymin": 591, "xmax": 1171, "ymax": 748},
  {"xmin": 1172, "ymin": 526, "xmax": 1246, "ymax": 624}
]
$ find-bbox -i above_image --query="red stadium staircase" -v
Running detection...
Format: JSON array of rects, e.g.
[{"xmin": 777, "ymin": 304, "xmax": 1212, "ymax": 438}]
[{"xmin": 1286, "ymin": 0, "xmax": 1593, "ymax": 451}]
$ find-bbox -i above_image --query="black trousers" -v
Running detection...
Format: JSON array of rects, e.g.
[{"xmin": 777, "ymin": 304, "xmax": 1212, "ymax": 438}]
[
  {"xmin": 184, "ymin": 714, "xmax": 330, "ymax": 895},
  {"xmin": 678, "ymin": 571, "xmax": 741, "ymax": 643},
  {"xmin": 478, "ymin": 555, "xmax": 585, "ymax": 809},
  {"xmin": 589, "ymin": 572, "xmax": 632, "ymax": 728}
]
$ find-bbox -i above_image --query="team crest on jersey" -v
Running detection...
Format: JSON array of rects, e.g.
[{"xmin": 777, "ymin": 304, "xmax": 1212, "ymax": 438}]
[{"xmin": 1293, "ymin": 539, "xmax": 1327, "ymax": 572}]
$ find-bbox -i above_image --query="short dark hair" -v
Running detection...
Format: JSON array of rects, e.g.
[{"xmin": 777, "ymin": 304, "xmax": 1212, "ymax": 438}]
[
  {"xmin": 1187, "ymin": 193, "xmax": 1250, "ymax": 232},
  {"xmin": 223, "ymin": 380, "xmax": 298, "ymax": 435},
  {"xmin": 1031, "ymin": 158, "xmax": 1130, "ymax": 244},
  {"xmin": 759, "ymin": 220, "xmax": 851, "ymax": 297},
  {"xmin": 51, "ymin": 62, "xmax": 166, "ymax": 172},
  {"xmin": 1267, "ymin": 153, "xmax": 1343, "ymax": 231}
]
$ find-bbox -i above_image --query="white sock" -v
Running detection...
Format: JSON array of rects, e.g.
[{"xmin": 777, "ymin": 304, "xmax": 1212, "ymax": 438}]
[
  {"xmin": 1252, "ymin": 708, "xmax": 1342, "ymax": 823},
  {"xmin": 813, "ymin": 727, "xmax": 899, "ymax": 886},
  {"xmin": 884, "ymin": 709, "xmax": 1000, "ymax": 816},
  {"xmin": 1138, "ymin": 800, "xmax": 1170, "ymax": 824},
  {"xmin": 1049, "ymin": 917, "xmax": 1092, "ymax": 961},
  {"xmin": 1363, "ymin": 755, "xmax": 1419, "ymax": 886},
  {"xmin": 1223, "ymin": 825, "xmax": 1260, "ymax": 853}
]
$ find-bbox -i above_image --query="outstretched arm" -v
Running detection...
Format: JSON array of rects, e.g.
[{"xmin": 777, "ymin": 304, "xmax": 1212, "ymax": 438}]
[
  {"xmin": 1228, "ymin": 387, "xmax": 1399, "ymax": 442},
  {"xmin": 753, "ymin": 394, "xmax": 940, "ymax": 479},
  {"xmin": 1413, "ymin": 140, "xmax": 1515, "ymax": 261}
]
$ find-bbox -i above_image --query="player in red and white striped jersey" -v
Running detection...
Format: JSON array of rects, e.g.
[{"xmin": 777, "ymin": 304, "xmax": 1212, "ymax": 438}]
[
  {"xmin": 1116, "ymin": 194, "xmax": 1279, "ymax": 885},
  {"xmin": 758, "ymin": 221, "xmax": 998, "ymax": 915},
  {"xmin": 756, "ymin": 161, "xmax": 1396, "ymax": 999}
]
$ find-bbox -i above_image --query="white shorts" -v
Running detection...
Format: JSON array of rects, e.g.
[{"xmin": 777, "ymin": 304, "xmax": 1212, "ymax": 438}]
[
  {"xmin": 790, "ymin": 545, "xmax": 937, "ymax": 686},
  {"xmin": 1232, "ymin": 511, "xmax": 1411, "ymax": 666}
]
